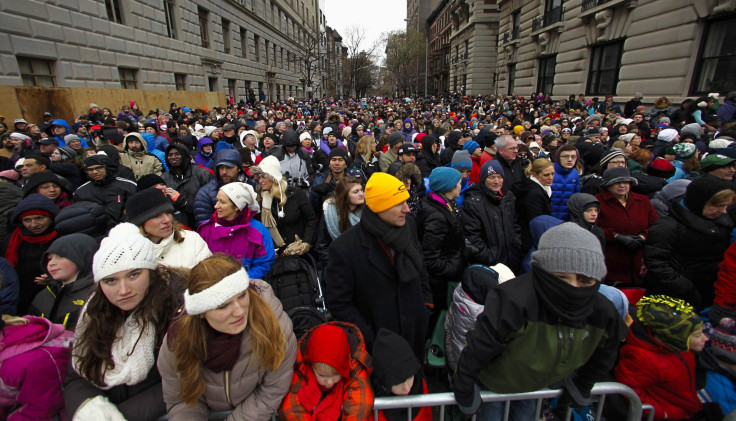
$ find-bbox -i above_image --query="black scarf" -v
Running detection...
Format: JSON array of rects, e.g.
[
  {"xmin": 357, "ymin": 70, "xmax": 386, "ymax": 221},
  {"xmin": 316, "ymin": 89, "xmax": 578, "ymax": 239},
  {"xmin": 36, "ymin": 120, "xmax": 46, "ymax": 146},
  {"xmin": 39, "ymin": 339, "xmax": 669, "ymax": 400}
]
[
  {"xmin": 531, "ymin": 264, "xmax": 599, "ymax": 324},
  {"xmin": 360, "ymin": 207, "xmax": 424, "ymax": 284}
]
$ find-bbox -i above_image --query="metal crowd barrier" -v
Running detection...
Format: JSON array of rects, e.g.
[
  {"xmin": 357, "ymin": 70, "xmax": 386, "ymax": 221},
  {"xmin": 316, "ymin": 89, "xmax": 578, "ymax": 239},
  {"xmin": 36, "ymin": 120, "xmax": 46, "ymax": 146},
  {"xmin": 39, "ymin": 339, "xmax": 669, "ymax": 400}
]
[
  {"xmin": 158, "ymin": 381, "xmax": 647, "ymax": 421},
  {"xmin": 371, "ymin": 382, "xmax": 645, "ymax": 421}
]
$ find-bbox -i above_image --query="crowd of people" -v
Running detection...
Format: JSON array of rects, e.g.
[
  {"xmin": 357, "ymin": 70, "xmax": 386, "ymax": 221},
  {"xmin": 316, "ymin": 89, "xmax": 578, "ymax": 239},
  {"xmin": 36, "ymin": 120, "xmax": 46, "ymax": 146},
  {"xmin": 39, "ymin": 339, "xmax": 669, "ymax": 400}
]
[{"xmin": 0, "ymin": 90, "xmax": 736, "ymax": 420}]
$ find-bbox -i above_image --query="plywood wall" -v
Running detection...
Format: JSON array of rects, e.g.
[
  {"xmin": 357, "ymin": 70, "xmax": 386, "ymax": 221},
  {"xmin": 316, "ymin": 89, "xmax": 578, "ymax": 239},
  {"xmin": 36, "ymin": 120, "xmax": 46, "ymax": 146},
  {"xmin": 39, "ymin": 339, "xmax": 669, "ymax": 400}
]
[{"xmin": 0, "ymin": 86, "xmax": 226, "ymax": 125}]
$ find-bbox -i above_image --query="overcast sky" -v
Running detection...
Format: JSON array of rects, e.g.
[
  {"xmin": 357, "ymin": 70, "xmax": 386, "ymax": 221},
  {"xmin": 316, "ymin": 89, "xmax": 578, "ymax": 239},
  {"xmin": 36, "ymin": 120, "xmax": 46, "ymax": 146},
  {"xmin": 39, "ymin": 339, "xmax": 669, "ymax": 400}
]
[{"xmin": 322, "ymin": 0, "xmax": 407, "ymax": 52}]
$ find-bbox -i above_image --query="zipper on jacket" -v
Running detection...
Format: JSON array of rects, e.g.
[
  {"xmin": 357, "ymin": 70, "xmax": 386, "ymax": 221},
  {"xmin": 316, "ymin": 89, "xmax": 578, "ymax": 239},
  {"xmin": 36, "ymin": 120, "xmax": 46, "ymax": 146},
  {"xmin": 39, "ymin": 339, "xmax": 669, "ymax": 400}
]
[
  {"xmin": 549, "ymin": 322, "xmax": 564, "ymax": 378},
  {"xmin": 224, "ymin": 370, "xmax": 233, "ymax": 407},
  {"xmin": 564, "ymin": 330, "xmax": 575, "ymax": 363}
]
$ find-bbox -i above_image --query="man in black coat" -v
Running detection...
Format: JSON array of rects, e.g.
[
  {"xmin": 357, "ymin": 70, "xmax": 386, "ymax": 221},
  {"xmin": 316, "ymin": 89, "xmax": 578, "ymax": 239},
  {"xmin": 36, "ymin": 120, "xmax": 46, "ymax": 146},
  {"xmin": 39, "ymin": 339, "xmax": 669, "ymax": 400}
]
[
  {"xmin": 493, "ymin": 135, "xmax": 525, "ymax": 195},
  {"xmin": 325, "ymin": 172, "xmax": 432, "ymax": 359},
  {"xmin": 73, "ymin": 155, "xmax": 137, "ymax": 228},
  {"xmin": 161, "ymin": 144, "xmax": 213, "ymax": 225}
]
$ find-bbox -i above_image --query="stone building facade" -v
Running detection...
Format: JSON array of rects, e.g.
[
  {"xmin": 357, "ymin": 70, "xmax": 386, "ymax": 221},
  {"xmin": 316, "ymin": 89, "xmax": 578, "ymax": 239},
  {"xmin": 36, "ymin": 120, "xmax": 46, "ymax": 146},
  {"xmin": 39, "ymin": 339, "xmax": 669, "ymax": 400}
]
[
  {"xmin": 0, "ymin": 0, "xmax": 324, "ymax": 102},
  {"xmin": 325, "ymin": 25, "xmax": 344, "ymax": 98},
  {"xmin": 427, "ymin": 0, "xmax": 453, "ymax": 96},
  {"xmin": 446, "ymin": 0, "xmax": 500, "ymax": 96},
  {"xmin": 496, "ymin": 0, "xmax": 736, "ymax": 103}
]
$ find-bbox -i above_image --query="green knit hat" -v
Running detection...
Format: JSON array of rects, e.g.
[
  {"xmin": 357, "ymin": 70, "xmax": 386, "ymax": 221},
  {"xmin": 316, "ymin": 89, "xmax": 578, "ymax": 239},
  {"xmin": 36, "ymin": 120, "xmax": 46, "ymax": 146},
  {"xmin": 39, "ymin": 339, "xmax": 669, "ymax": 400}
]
[{"xmin": 637, "ymin": 295, "xmax": 702, "ymax": 353}]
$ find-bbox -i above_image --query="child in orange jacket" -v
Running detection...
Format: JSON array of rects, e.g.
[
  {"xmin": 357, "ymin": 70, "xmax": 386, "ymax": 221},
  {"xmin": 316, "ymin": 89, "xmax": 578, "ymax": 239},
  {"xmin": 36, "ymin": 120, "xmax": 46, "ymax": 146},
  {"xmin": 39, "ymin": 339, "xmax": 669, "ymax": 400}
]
[{"xmin": 280, "ymin": 322, "xmax": 373, "ymax": 421}]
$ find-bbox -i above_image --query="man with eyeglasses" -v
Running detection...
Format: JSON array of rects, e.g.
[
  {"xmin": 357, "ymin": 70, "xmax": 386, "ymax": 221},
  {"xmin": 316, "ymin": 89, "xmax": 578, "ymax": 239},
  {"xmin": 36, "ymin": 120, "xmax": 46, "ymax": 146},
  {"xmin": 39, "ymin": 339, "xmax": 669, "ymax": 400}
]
[
  {"xmin": 699, "ymin": 153, "xmax": 736, "ymax": 182},
  {"xmin": 73, "ymin": 154, "xmax": 136, "ymax": 228},
  {"xmin": 493, "ymin": 135, "xmax": 525, "ymax": 194}
]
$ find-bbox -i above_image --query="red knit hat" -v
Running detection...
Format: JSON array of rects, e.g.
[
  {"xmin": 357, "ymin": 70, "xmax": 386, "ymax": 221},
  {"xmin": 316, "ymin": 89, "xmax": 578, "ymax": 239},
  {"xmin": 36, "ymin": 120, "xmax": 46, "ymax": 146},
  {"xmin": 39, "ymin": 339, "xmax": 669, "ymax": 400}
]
[
  {"xmin": 306, "ymin": 324, "xmax": 351, "ymax": 379},
  {"xmin": 647, "ymin": 158, "xmax": 676, "ymax": 179}
]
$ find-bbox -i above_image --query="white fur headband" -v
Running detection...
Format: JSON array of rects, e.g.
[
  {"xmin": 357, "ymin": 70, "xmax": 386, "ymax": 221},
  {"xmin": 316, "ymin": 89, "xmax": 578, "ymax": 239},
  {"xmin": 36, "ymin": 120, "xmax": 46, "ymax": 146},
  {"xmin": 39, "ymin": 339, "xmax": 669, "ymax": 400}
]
[{"xmin": 184, "ymin": 268, "xmax": 250, "ymax": 315}]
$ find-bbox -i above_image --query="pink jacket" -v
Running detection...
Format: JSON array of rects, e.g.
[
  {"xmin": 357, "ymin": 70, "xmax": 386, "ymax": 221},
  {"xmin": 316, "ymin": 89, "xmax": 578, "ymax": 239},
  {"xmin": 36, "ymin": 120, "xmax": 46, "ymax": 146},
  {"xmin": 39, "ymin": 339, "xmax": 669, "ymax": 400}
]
[{"xmin": 0, "ymin": 316, "xmax": 74, "ymax": 421}]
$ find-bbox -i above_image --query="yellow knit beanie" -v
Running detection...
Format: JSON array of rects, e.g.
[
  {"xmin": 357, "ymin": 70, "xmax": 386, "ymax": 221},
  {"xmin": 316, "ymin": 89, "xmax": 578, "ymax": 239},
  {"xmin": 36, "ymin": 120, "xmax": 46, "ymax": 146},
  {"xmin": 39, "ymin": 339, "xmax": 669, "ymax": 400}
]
[{"xmin": 365, "ymin": 172, "xmax": 410, "ymax": 213}]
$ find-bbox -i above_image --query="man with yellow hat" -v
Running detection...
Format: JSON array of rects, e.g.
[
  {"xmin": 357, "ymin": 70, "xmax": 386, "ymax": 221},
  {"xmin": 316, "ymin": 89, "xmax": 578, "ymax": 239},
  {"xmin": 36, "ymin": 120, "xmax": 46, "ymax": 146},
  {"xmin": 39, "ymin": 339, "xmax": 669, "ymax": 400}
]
[{"xmin": 325, "ymin": 172, "xmax": 431, "ymax": 359}]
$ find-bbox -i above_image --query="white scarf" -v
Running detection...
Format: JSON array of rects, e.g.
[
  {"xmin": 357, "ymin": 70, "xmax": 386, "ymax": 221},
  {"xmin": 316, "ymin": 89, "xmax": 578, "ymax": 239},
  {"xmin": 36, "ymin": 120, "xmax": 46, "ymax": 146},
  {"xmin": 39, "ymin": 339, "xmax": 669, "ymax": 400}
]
[
  {"xmin": 73, "ymin": 296, "xmax": 156, "ymax": 390},
  {"xmin": 530, "ymin": 175, "xmax": 552, "ymax": 197}
]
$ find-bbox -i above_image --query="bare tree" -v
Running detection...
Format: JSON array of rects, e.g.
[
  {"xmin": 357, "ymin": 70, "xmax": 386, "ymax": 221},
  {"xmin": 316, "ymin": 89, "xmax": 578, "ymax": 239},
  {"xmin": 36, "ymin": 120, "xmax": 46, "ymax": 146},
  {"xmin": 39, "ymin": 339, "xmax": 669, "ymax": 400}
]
[
  {"xmin": 288, "ymin": 29, "xmax": 325, "ymax": 99},
  {"xmin": 342, "ymin": 25, "xmax": 379, "ymax": 97},
  {"xmin": 383, "ymin": 28, "xmax": 425, "ymax": 97}
]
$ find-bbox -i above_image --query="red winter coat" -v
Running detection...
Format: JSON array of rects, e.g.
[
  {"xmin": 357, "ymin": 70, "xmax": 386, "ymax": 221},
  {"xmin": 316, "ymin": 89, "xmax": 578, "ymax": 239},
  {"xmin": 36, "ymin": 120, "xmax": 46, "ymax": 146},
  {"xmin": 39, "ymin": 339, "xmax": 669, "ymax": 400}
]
[
  {"xmin": 714, "ymin": 241, "xmax": 736, "ymax": 308},
  {"xmin": 595, "ymin": 189, "xmax": 658, "ymax": 285},
  {"xmin": 469, "ymin": 155, "xmax": 481, "ymax": 185},
  {"xmin": 615, "ymin": 326, "xmax": 702, "ymax": 420}
]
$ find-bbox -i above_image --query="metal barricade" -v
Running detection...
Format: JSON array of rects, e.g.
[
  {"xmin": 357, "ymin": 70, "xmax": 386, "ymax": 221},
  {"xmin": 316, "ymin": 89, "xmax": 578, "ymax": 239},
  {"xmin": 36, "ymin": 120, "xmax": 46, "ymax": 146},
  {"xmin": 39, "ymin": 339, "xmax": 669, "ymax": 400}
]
[
  {"xmin": 157, "ymin": 382, "xmax": 645, "ymax": 421},
  {"xmin": 372, "ymin": 382, "xmax": 644, "ymax": 421}
]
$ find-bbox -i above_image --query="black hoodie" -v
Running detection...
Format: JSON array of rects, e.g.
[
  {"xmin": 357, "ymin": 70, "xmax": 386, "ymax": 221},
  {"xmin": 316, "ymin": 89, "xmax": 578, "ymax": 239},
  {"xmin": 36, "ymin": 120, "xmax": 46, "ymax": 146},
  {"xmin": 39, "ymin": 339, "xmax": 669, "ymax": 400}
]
[
  {"xmin": 370, "ymin": 328, "xmax": 427, "ymax": 421},
  {"xmin": 28, "ymin": 233, "xmax": 98, "ymax": 330}
]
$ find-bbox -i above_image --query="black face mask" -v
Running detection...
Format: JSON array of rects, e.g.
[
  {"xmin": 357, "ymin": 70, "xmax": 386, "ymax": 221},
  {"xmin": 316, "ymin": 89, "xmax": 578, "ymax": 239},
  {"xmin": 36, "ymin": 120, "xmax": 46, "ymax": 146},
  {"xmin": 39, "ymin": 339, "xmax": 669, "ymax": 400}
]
[{"xmin": 532, "ymin": 264, "xmax": 600, "ymax": 324}]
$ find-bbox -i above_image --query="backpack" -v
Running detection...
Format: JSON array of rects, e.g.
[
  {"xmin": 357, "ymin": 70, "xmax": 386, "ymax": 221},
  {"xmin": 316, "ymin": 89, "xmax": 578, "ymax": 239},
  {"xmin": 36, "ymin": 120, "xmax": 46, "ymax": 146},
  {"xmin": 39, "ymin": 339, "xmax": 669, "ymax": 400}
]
[{"xmin": 264, "ymin": 254, "xmax": 330, "ymax": 339}]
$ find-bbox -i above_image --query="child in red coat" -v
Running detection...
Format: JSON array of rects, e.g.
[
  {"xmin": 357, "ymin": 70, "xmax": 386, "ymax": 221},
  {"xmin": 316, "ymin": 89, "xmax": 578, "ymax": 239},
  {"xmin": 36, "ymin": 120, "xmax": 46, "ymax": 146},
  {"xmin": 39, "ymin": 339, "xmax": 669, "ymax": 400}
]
[
  {"xmin": 280, "ymin": 322, "xmax": 373, "ymax": 421},
  {"xmin": 370, "ymin": 328, "xmax": 432, "ymax": 421},
  {"xmin": 616, "ymin": 295, "xmax": 706, "ymax": 420}
]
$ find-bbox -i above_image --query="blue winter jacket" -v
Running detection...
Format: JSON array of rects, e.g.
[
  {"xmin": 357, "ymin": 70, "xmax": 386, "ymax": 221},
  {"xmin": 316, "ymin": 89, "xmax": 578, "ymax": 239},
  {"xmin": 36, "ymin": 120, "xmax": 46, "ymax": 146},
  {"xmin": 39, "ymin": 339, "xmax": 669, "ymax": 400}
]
[
  {"xmin": 0, "ymin": 257, "xmax": 19, "ymax": 315},
  {"xmin": 50, "ymin": 119, "xmax": 88, "ymax": 147},
  {"xmin": 141, "ymin": 132, "xmax": 168, "ymax": 171},
  {"xmin": 244, "ymin": 220, "xmax": 276, "ymax": 279},
  {"xmin": 193, "ymin": 149, "xmax": 244, "ymax": 227},
  {"xmin": 550, "ymin": 162, "xmax": 580, "ymax": 221}
]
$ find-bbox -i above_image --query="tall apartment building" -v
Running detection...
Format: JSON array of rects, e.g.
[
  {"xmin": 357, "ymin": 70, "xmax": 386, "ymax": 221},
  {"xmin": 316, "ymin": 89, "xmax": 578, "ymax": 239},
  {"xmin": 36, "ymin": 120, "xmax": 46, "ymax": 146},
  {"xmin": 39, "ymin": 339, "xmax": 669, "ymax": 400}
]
[
  {"xmin": 496, "ymin": 0, "xmax": 735, "ymax": 102},
  {"xmin": 427, "ymin": 0, "xmax": 453, "ymax": 96},
  {"xmin": 325, "ymin": 26, "xmax": 344, "ymax": 98},
  {"xmin": 0, "ymin": 0, "xmax": 323, "ymax": 103},
  {"xmin": 443, "ymin": 0, "xmax": 500, "ymax": 96}
]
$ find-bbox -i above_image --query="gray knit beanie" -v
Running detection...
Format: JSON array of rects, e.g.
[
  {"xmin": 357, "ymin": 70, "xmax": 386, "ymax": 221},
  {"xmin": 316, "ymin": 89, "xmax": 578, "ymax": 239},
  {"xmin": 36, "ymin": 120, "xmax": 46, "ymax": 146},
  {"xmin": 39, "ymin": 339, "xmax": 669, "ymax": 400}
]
[{"xmin": 531, "ymin": 222, "xmax": 607, "ymax": 281}]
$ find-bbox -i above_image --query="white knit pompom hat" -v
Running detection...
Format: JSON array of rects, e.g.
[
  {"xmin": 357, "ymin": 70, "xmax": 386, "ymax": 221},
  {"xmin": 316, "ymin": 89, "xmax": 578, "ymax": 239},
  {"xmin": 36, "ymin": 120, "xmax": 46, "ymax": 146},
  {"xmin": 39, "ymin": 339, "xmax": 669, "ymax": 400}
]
[
  {"xmin": 255, "ymin": 155, "xmax": 283, "ymax": 183},
  {"xmin": 93, "ymin": 223, "xmax": 158, "ymax": 283},
  {"xmin": 220, "ymin": 182, "xmax": 260, "ymax": 212}
]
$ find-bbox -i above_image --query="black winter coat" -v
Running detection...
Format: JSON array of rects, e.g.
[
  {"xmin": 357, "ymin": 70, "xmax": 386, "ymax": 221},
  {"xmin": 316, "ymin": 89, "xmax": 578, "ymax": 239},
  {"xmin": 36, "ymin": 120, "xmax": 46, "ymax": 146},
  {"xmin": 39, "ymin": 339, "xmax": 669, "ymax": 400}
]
[
  {"xmin": 644, "ymin": 201, "xmax": 733, "ymax": 309},
  {"xmin": 64, "ymin": 362, "xmax": 165, "ymax": 421},
  {"xmin": 513, "ymin": 179, "xmax": 552, "ymax": 252},
  {"xmin": 496, "ymin": 155, "xmax": 526, "ymax": 195},
  {"xmin": 161, "ymin": 145, "xmax": 213, "ymax": 224},
  {"xmin": 325, "ymin": 217, "xmax": 432, "ymax": 359},
  {"xmin": 416, "ymin": 195, "xmax": 465, "ymax": 309},
  {"xmin": 461, "ymin": 185, "xmax": 521, "ymax": 272},
  {"xmin": 15, "ymin": 239, "xmax": 52, "ymax": 314},
  {"xmin": 256, "ymin": 186, "xmax": 316, "ymax": 247}
]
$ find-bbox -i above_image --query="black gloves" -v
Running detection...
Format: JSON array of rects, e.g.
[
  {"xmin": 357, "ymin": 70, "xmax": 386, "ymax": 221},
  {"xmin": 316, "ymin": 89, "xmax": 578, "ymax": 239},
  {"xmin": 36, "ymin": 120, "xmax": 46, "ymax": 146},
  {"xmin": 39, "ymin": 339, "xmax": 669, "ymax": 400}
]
[
  {"xmin": 454, "ymin": 382, "xmax": 481, "ymax": 417},
  {"xmin": 463, "ymin": 238, "xmax": 481, "ymax": 259},
  {"xmin": 616, "ymin": 234, "xmax": 645, "ymax": 251}
]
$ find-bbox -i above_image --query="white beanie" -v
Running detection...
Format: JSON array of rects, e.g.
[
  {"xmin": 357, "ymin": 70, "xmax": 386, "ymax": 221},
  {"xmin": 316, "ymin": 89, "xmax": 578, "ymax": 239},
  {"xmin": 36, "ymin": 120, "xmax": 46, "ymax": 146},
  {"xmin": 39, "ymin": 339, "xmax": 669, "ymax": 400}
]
[
  {"xmin": 93, "ymin": 223, "xmax": 157, "ymax": 283},
  {"xmin": 194, "ymin": 123, "xmax": 204, "ymax": 132},
  {"xmin": 529, "ymin": 142, "xmax": 541, "ymax": 150},
  {"xmin": 710, "ymin": 138, "xmax": 733, "ymax": 149},
  {"xmin": 657, "ymin": 128, "xmax": 679, "ymax": 143},
  {"xmin": 220, "ymin": 182, "xmax": 260, "ymax": 212},
  {"xmin": 184, "ymin": 267, "xmax": 250, "ymax": 315},
  {"xmin": 239, "ymin": 130, "xmax": 258, "ymax": 147},
  {"xmin": 204, "ymin": 126, "xmax": 217, "ymax": 137},
  {"xmin": 299, "ymin": 132, "xmax": 311, "ymax": 142},
  {"xmin": 490, "ymin": 263, "xmax": 516, "ymax": 284},
  {"xmin": 255, "ymin": 155, "xmax": 283, "ymax": 183}
]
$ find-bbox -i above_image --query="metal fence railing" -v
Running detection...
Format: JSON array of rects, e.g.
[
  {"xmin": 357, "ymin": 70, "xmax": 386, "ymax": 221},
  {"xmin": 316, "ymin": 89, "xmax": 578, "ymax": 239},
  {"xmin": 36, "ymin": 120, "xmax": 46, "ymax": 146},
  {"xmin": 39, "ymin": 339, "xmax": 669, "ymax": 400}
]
[{"xmin": 157, "ymin": 381, "xmax": 645, "ymax": 421}]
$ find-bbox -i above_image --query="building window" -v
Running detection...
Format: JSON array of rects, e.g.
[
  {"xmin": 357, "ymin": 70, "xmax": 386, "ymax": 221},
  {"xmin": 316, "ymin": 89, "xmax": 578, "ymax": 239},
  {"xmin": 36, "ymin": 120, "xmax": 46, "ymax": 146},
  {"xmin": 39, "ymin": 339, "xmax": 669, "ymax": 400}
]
[
  {"xmin": 537, "ymin": 55, "xmax": 556, "ymax": 94},
  {"xmin": 265, "ymin": 40, "xmax": 270, "ymax": 65},
  {"xmin": 222, "ymin": 19, "xmax": 231, "ymax": 54},
  {"xmin": 208, "ymin": 77, "xmax": 218, "ymax": 92},
  {"xmin": 164, "ymin": 0, "xmax": 176, "ymax": 39},
  {"xmin": 118, "ymin": 67, "xmax": 137, "ymax": 89},
  {"xmin": 17, "ymin": 57, "xmax": 55, "ymax": 87},
  {"xmin": 254, "ymin": 35, "xmax": 260, "ymax": 62},
  {"xmin": 587, "ymin": 40, "xmax": 623, "ymax": 95},
  {"xmin": 175, "ymin": 73, "xmax": 186, "ymax": 91},
  {"xmin": 512, "ymin": 10, "xmax": 521, "ymax": 39},
  {"xmin": 228, "ymin": 79, "xmax": 237, "ymax": 99},
  {"xmin": 104, "ymin": 0, "xmax": 124, "ymax": 24},
  {"xmin": 240, "ymin": 27, "xmax": 247, "ymax": 58},
  {"xmin": 692, "ymin": 17, "xmax": 736, "ymax": 95},
  {"xmin": 198, "ymin": 7, "xmax": 210, "ymax": 49},
  {"xmin": 507, "ymin": 64, "xmax": 516, "ymax": 95}
]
